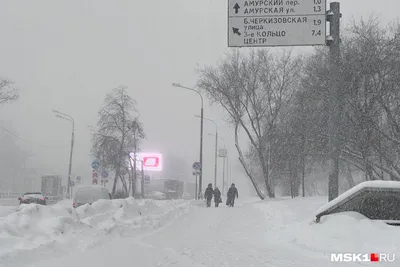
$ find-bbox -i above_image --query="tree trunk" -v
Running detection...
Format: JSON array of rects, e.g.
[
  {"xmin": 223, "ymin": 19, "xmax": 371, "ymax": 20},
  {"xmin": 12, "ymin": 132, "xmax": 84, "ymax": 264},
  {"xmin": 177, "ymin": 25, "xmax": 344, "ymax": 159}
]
[
  {"xmin": 132, "ymin": 171, "xmax": 137, "ymax": 197},
  {"xmin": 112, "ymin": 169, "xmax": 119, "ymax": 194},
  {"xmin": 234, "ymin": 121, "xmax": 266, "ymax": 200},
  {"xmin": 257, "ymin": 143, "xmax": 275, "ymax": 198},
  {"xmin": 289, "ymin": 157, "xmax": 296, "ymax": 198},
  {"xmin": 128, "ymin": 173, "xmax": 132, "ymax": 194},
  {"xmin": 119, "ymin": 175, "xmax": 128, "ymax": 193},
  {"xmin": 345, "ymin": 164, "xmax": 355, "ymax": 188}
]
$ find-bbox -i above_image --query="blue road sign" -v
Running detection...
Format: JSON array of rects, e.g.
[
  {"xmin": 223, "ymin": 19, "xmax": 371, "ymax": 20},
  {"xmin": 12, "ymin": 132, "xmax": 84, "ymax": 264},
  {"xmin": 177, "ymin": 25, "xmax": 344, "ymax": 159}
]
[
  {"xmin": 92, "ymin": 159, "xmax": 100, "ymax": 170},
  {"xmin": 102, "ymin": 170, "xmax": 109, "ymax": 178},
  {"xmin": 192, "ymin": 161, "xmax": 201, "ymax": 171}
]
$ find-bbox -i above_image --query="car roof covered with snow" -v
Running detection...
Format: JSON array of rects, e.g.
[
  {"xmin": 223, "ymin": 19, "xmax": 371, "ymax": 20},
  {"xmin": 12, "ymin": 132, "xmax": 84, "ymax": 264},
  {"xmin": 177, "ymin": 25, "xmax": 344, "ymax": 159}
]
[
  {"xmin": 24, "ymin": 192, "xmax": 42, "ymax": 196},
  {"xmin": 316, "ymin": 181, "xmax": 400, "ymax": 215},
  {"xmin": 315, "ymin": 181, "xmax": 400, "ymax": 224}
]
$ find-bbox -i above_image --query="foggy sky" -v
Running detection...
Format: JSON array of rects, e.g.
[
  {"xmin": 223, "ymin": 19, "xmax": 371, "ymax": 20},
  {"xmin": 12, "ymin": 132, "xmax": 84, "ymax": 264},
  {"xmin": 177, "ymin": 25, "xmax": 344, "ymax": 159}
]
[{"xmin": 0, "ymin": 0, "xmax": 399, "ymax": 195}]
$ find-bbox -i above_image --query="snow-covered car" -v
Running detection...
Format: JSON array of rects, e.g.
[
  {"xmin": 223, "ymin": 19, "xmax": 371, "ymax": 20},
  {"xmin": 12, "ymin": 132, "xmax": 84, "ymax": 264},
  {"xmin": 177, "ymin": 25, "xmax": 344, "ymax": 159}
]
[
  {"xmin": 72, "ymin": 185, "xmax": 112, "ymax": 208},
  {"xmin": 182, "ymin": 192, "xmax": 192, "ymax": 200},
  {"xmin": 18, "ymin": 192, "xmax": 47, "ymax": 205}
]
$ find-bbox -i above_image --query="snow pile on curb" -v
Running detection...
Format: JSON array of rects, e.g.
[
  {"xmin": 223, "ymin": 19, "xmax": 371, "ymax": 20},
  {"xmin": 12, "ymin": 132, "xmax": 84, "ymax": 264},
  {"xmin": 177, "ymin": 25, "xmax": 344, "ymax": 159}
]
[
  {"xmin": 276, "ymin": 211, "xmax": 400, "ymax": 255},
  {"xmin": 255, "ymin": 197, "xmax": 400, "ymax": 256},
  {"xmin": 0, "ymin": 198, "xmax": 191, "ymax": 263}
]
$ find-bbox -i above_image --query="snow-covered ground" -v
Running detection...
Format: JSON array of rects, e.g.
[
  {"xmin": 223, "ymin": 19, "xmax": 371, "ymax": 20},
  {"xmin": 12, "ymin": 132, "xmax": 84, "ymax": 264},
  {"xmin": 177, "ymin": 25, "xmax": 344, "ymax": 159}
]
[
  {"xmin": 0, "ymin": 199, "xmax": 19, "ymax": 219},
  {"xmin": 0, "ymin": 196, "xmax": 399, "ymax": 267},
  {"xmin": 0, "ymin": 198, "xmax": 191, "ymax": 267}
]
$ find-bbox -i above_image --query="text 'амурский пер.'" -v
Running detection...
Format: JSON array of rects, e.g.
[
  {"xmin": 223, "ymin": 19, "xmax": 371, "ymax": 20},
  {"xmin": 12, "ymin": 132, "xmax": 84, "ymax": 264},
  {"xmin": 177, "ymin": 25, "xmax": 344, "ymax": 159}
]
[{"xmin": 235, "ymin": 0, "xmax": 325, "ymax": 16}]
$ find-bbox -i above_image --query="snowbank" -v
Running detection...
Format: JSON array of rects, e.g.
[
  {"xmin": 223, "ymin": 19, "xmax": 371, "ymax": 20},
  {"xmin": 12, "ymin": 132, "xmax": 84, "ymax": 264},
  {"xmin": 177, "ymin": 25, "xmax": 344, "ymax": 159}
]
[
  {"xmin": 0, "ymin": 205, "xmax": 16, "ymax": 218},
  {"xmin": 255, "ymin": 196, "xmax": 400, "ymax": 257},
  {"xmin": 283, "ymin": 212, "xmax": 400, "ymax": 255},
  {"xmin": 0, "ymin": 197, "xmax": 191, "ymax": 264}
]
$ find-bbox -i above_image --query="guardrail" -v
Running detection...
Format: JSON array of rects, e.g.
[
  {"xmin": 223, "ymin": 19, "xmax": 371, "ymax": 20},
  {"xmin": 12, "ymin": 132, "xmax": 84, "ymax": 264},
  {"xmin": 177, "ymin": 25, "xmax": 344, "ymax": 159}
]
[{"xmin": 0, "ymin": 192, "xmax": 21, "ymax": 198}]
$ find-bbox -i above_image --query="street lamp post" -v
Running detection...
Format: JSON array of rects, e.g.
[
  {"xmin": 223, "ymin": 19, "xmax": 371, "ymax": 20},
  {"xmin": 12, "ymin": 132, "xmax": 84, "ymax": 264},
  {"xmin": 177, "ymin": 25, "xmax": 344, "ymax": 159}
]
[
  {"xmin": 172, "ymin": 83, "xmax": 204, "ymax": 199},
  {"xmin": 53, "ymin": 110, "xmax": 75, "ymax": 198},
  {"xmin": 213, "ymin": 131, "xmax": 218, "ymax": 188},
  {"xmin": 140, "ymin": 160, "xmax": 145, "ymax": 198},
  {"xmin": 197, "ymin": 116, "xmax": 218, "ymax": 188},
  {"xmin": 209, "ymin": 134, "xmax": 228, "ymax": 194}
]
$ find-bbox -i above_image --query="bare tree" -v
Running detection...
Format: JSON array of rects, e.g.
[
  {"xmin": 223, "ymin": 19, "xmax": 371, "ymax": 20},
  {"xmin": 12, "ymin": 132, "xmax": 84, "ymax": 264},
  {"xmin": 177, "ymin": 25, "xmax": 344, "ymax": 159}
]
[
  {"xmin": 282, "ymin": 18, "xmax": 400, "ymax": 194},
  {"xmin": 337, "ymin": 18, "xmax": 400, "ymax": 181},
  {"xmin": 197, "ymin": 49, "xmax": 302, "ymax": 198},
  {"xmin": 128, "ymin": 118, "xmax": 145, "ymax": 197},
  {"xmin": 91, "ymin": 86, "xmax": 145, "ymax": 195},
  {"xmin": 0, "ymin": 78, "xmax": 19, "ymax": 105}
]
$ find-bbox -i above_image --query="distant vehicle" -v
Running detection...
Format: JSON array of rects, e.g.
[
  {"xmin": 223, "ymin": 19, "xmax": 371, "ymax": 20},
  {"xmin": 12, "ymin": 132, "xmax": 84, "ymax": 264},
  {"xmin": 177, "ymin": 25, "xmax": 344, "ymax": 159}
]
[
  {"xmin": 72, "ymin": 185, "xmax": 112, "ymax": 208},
  {"xmin": 182, "ymin": 192, "xmax": 192, "ymax": 200},
  {"xmin": 41, "ymin": 175, "xmax": 63, "ymax": 203},
  {"xmin": 147, "ymin": 191, "xmax": 166, "ymax": 200},
  {"xmin": 18, "ymin": 192, "xmax": 48, "ymax": 205},
  {"xmin": 164, "ymin": 180, "xmax": 184, "ymax": 199}
]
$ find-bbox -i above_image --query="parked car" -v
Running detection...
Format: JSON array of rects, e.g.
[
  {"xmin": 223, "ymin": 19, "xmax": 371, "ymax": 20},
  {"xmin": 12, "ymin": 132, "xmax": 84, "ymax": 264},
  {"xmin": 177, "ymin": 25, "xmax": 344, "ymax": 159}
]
[
  {"xmin": 147, "ymin": 191, "xmax": 166, "ymax": 200},
  {"xmin": 72, "ymin": 185, "xmax": 112, "ymax": 208},
  {"xmin": 182, "ymin": 192, "xmax": 192, "ymax": 200},
  {"xmin": 18, "ymin": 192, "xmax": 48, "ymax": 205}
]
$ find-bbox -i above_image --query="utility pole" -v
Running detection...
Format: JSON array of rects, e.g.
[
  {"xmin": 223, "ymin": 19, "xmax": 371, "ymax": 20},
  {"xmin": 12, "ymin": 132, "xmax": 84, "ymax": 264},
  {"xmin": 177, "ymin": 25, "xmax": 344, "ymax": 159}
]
[
  {"xmin": 230, "ymin": 163, "xmax": 232, "ymax": 185},
  {"xmin": 68, "ymin": 129, "xmax": 74, "ymax": 198},
  {"xmin": 226, "ymin": 153, "xmax": 229, "ymax": 193},
  {"xmin": 199, "ymin": 107, "xmax": 204, "ymax": 199},
  {"xmin": 300, "ymin": 94, "xmax": 306, "ymax": 198},
  {"xmin": 222, "ymin": 150, "xmax": 229, "ymax": 195},
  {"xmin": 132, "ymin": 129, "xmax": 137, "ymax": 198},
  {"xmin": 141, "ymin": 160, "xmax": 144, "ymax": 198},
  {"xmin": 302, "ymin": 154, "xmax": 306, "ymax": 197},
  {"xmin": 214, "ymin": 131, "xmax": 218, "ymax": 188},
  {"xmin": 327, "ymin": 2, "xmax": 342, "ymax": 201},
  {"xmin": 195, "ymin": 174, "xmax": 198, "ymax": 200},
  {"xmin": 222, "ymin": 155, "xmax": 226, "ymax": 193},
  {"xmin": 52, "ymin": 110, "xmax": 74, "ymax": 199},
  {"xmin": 203, "ymin": 118, "xmax": 218, "ymax": 189},
  {"xmin": 222, "ymin": 157, "xmax": 226, "ymax": 194}
]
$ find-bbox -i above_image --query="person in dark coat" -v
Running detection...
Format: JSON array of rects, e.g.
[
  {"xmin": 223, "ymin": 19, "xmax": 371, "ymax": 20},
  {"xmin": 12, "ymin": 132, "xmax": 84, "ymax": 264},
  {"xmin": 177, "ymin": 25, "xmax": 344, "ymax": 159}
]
[
  {"xmin": 226, "ymin": 183, "xmax": 238, "ymax": 207},
  {"xmin": 204, "ymin": 183, "xmax": 214, "ymax": 207},
  {"xmin": 213, "ymin": 186, "xmax": 222, "ymax": 207}
]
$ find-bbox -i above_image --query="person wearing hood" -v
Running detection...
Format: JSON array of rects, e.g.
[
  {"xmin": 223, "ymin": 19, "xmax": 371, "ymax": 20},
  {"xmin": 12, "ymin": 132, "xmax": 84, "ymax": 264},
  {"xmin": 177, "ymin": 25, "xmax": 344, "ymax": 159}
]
[
  {"xmin": 213, "ymin": 186, "xmax": 222, "ymax": 207},
  {"xmin": 204, "ymin": 183, "xmax": 214, "ymax": 207}
]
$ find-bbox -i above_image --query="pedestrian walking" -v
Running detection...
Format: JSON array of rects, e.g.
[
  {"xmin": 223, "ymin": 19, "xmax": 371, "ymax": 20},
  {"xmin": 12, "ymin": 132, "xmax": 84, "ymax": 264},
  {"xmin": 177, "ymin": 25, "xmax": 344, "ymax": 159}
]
[
  {"xmin": 204, "ymin": 183, "xmax": 214, "ymax": 207},
  {"xmin": 226, "ymin": 183, "xmax": 238, "ymax": 207},
  {"xmin": 213, "ymin": 186, "xmax": 222, "ymax": 207}
]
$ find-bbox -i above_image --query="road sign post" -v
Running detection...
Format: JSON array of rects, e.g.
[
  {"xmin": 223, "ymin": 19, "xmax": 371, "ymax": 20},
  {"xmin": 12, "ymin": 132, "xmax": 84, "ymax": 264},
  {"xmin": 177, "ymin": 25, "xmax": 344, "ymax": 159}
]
[
  {"xmin": 192, "ymin": 161, "xmax": 201, "ymax": 200},
  {"xmin": 327, "ymin": 2, "xmax": 341, "ymax": 201},
  {"xmin": 195, "ymin": 174, "xmax": 198, "ymax": 200},
  {"xmin": 228, "ymin": 0, "xmax": 327, "ymax": 47},
  {"xmin": 92, "ymin": 170, "xmax": 98, "ymax": 185}
]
